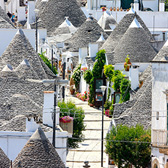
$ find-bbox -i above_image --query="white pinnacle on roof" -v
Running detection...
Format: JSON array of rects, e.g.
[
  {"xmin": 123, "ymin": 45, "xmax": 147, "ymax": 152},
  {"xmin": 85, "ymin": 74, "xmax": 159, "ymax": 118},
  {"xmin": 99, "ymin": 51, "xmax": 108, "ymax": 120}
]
[
  {"xmin": 59, "ymin": 17, "xmax": 77, "ymax": 34},
  {"xmin": 127, "ymin": 6, "xmax": 135, "ymax": 14},
  {"xmin": 2, "ymin": 64, "xmax": 13, "ymax": 72},
  {"xmin": 97, "ymin": 32, "xmax": 105, "ymax": 42},
  {"xmin": 129, "ymin": 18, "xmax": 142, "ymax": 28}
]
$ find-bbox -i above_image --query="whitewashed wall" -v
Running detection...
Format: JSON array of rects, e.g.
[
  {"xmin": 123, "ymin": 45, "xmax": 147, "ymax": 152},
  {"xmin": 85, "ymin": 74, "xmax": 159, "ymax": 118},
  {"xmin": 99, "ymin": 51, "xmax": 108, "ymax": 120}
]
[
  {"xmin": 152, "ymin": 63, "xmax": 168, "ymax": 131},
  {"xmin": 83, "ymin": 9, "xmax": 168, "ymax": 30},
  {"xmin": 86, "ymin": 0, "xmax": 158, "ymax": 11},
  {"xmin": 151, "ymin": 147, "xmax": 165, "ymax": 168}
]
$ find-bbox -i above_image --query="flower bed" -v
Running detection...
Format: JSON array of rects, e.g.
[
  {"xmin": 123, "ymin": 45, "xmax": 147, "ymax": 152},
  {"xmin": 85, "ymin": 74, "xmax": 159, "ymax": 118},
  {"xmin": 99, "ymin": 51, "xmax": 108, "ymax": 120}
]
[{"xmin": 76, "ymin": 91, "xmax": 89, "ymax": 101}]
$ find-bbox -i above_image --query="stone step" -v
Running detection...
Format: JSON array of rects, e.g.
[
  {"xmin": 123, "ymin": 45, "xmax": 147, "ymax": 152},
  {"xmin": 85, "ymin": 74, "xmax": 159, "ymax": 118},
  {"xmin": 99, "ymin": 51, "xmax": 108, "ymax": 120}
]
[
  {"xmin": 66, "ymin": 151, "xmax": 106, "ymax": 162},
  {"xmin": 82, "ymin": 130, "xmax": 108, "ymax": 139},
  {"xmin": 84, "ymin": 121, "xmax": 110, "ymax": 129}
]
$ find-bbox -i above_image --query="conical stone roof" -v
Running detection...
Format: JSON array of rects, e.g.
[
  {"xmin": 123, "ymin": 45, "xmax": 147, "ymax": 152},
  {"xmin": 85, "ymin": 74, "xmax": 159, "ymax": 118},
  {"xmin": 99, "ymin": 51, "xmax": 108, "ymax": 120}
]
[
  {"xmin": 101, "ymin": 8, "xmax": 153, "ymax": 64},
  {"xmin": 112, "ymin": 19, "xmax": 157, "ymax": 64},
  {"xmin": 65, "ymin": 16, "xmax": 108, "ymax": 52},
  {"xmin": 15, "ymin": 59, "xmax": 40, "ymax": 79},
  {"xmin": 1, "ymin": 29, "xmax": 54, "ymax": 79},
  {"xmin": 0, "ymin": 16, "xmax": 14, "ymax": 28},
  {"xmin": 36, "ymin": 0, "xmax": 86, "ymax": 35},
  {"xmin": 0, "ymin": 6, "xmax": 15, "ymax": 28},
  {"xmin": 98, "ymin": 11, "xmax": 117, "ymax": 30},
  {"xmin": 152, "ymin": 40, "xmax": 168, "ymax": 62},
  {"xmin": 13, "ymin": 127, "xmax": 65, "ymax": 168},
  {"xmin": 0, "ymin": 147, "xmax": 10, "ymax": 168},
  {"xmin": 52, "ymin": 17, "xmax": 77, "ymax": 36}
]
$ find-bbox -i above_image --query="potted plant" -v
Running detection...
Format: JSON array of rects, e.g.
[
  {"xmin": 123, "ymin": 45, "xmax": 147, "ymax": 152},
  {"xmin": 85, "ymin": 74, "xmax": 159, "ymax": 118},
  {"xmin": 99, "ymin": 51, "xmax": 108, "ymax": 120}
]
[
  {"xmin": 124, "ymin": 55, "xmax": 132, "ymax": 71},
  {"xmin": 70, "ymin": 86, "xmax": 75, "ymax": 95},
  {"xmin": 104, "ymin": 101, "xmax": 112, "ymax": 117},
  {"xmin": 60, "ymin": 116, "xmax": 73, "ymax": 134},
  {"xmin": 117, "ymin": 7, "xmax": 119, "ymax": 11}
]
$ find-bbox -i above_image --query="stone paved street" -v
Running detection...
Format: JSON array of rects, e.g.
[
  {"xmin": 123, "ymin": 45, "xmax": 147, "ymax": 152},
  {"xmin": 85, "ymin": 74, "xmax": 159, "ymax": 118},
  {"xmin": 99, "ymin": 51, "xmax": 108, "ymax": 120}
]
[{"xmin": 65, "ymin": 95, "xmax": 111, "ymax": 168}]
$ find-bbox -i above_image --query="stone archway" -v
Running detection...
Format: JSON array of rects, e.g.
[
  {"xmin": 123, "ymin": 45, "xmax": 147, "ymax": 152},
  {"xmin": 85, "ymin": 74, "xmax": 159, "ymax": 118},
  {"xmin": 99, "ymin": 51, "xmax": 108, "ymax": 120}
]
[{"xmin": 152, "ymin": 159, "xmax": 160, "ymax": 168}]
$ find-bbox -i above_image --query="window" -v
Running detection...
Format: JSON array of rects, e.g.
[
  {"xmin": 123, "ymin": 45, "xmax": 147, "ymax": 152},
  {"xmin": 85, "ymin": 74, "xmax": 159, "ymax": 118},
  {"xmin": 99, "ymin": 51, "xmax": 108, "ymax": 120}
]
[{"xmin": 156, "ymin": 112, "xmax": 159, "ymax": 120}]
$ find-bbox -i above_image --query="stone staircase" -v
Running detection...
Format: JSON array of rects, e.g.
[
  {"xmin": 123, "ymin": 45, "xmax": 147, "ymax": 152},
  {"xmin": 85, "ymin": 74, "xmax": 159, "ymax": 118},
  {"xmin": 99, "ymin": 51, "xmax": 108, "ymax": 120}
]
[{"xmin": 66, "ymin": 96, "xmax": 111, "ymax": 168}]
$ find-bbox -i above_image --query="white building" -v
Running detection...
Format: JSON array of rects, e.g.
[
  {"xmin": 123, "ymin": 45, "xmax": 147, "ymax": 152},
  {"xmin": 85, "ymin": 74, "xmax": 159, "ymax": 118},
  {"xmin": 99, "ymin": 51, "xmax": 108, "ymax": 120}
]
[{"xmin": 151, "ymin": 40, "xmax": 168, "ymax": 168}]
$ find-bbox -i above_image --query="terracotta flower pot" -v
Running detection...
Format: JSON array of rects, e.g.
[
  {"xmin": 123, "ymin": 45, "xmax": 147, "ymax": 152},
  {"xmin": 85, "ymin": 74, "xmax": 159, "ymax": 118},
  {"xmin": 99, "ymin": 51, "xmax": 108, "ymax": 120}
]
[
  {"xmin": 89, "ymin": 104, "xmax": 94, "ymax": 107},
  {"xmin": 124, "ymin": 59, "xmax": 132, "ymax": 71},
  {"xmin": 110, "ymin": 7, "xmax": 112, "ymax": 11},
  {"xmin": 117, "ymin": 7, "xmax": 119, "ymax": 11}
]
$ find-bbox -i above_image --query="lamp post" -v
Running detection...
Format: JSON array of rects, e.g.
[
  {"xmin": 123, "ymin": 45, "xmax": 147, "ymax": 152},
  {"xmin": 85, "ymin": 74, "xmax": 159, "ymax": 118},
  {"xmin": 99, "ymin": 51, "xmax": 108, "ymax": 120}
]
[
  {"xmin": 34, "ymin": 9, "xmax": 39, "ymax": 53},
  {"xmin": 100, "ymin": 85, "xmax": 107, "ymax": 168},
  {"xmin": 42, "ymin": 79, "xmax": 68, "ymax": 147},
  {"xmin": 62, "ymin": 54, "xmax": 66, "ymax": 100}
]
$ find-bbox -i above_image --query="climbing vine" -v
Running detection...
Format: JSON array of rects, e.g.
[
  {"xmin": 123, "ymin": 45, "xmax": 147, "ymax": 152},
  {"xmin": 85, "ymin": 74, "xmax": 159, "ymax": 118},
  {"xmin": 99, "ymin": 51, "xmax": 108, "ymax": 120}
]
[{"xmin": 103, "ymin": 65, "xmax": 131, "ymax": 114}]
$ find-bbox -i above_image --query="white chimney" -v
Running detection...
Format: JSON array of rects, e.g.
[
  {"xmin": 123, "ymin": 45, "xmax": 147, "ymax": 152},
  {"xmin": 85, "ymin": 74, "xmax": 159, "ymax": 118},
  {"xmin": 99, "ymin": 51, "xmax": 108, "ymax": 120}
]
[
  {"xmin": 89, "ymin": 43, "xmax": 98, "ymax": 58},
  {"xmin": 159, "ymin": 0, "xmax": 165, "ymax": 12},
  {"xmin": 79, "ymin": 47, "xmax": 87, "ymax": 64},
  {"xmin": 129, "ymin": 65, "xmax": 139, "ymax": 90},
  {"xmin": 18, "ymin": 7, "xmax": 26, "ymax": 22},
  {"xmin": 27, "ymin": 0, "xmax": 35, "ymax": 28},
  {"xmin": 134, "ymin": 0, "xmax": 139, "ymax": 12},
  {"xmin": 43, "ymin": 91, "xmax": 60, "ymax": 127},
  {"xmin": 26, "ymin": 117, "xmax": 39, "ymax": 132}
]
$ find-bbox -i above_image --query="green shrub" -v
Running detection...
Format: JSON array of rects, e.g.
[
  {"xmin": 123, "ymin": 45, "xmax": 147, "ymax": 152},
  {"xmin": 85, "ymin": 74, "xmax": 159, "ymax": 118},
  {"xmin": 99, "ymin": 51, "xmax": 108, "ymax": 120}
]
[
  {"xmin": 58, "ymin": 101, "xmax": 85, "ymax": 148},
  {"xmin": 119, "ymin": 78, "xmax": 131, "ymax": 103},
  {"xmin": 84, "ymin": 70, "xmax": 92, "ymax": 84},
  {"xmin": 106, "ymin": 124, "xmax": 151, "ymax": 168},
  {"xmin": 72, "ymin": 64, "xmax": 81, "ymax": 91},
  {"xmin": 39, "ymin": 52, "xmax": 57, "ymax": 75},
  {"xmin": 104, "ymin": 101, "xmax": 112, "ymax": 110},
  {"xmin": 113, "ymin": 74, "xmax": 124, "ymax": 92}
]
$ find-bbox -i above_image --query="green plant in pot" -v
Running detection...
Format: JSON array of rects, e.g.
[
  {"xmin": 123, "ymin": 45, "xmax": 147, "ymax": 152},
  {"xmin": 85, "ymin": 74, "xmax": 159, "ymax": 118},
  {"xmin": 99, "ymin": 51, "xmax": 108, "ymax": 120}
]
[
  {"xmin": 104, "ymin": 101, "xmax": 112, "ymax": 117},
  {"xmin": 124, "ymin": 55, "xmax": 131, "ymax": 71}
]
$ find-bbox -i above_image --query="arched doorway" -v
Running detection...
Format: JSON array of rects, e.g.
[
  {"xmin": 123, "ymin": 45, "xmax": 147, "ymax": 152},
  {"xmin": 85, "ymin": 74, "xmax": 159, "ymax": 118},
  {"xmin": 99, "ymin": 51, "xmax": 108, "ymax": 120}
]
[
  {"xmin": 154, "ymin": 164, "xmax": 158, "ymax": 168},
  {"xmin": 121, "ymin": 0, "xmax": 134, "ymax": 9},
  {"xmin": 152, "ymin": 159, "xmax": 160, "ymax": 168}
]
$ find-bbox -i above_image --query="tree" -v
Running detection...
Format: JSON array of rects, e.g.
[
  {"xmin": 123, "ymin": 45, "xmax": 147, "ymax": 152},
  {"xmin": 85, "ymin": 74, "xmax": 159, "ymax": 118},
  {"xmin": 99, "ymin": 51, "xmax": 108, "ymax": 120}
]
[
  {"xmin": 39, "ymin": 52, "xmax": 57, "ymax": 75},
  {"xmin": 106, "ymin": 125, "xmax": 151, "ymax": 168}
]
